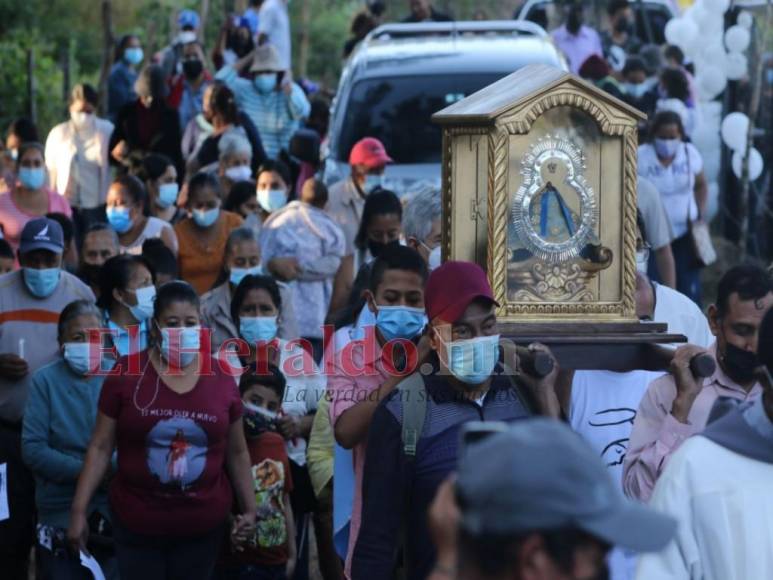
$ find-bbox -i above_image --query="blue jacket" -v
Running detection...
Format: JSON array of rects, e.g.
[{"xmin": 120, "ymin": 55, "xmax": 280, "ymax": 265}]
[
  {"xmin": 351, "ymin": 360, "xmax": 533, "ymax": 580},
  {"xmin": 22, "ymin": 358, "xmax": 110, "ymax": 529}
]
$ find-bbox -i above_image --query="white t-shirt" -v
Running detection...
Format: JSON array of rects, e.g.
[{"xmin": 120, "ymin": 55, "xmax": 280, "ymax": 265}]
[
  {"xmin": 119, "ymin": 216, "xmax": 178, "ymax": 255},
  {"xmin": 638, "ymin": 142, "xmax": 703, "ymax": 239},
  {"xmin": 571, "ymin": 282, "xmax": 712, "ymax": 580},
  {"xmin": 258, "ymin": 0, "xmax": 291, "ymax": 71}
]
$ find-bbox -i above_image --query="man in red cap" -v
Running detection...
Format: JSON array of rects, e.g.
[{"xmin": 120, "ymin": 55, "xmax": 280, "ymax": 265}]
[
  {"xmin": 350, "ymin": 260, "xmax": 561, "ymax": 580},
  {"xmin": 325, "ymin": 137, "xmax": 392, "ymax": 257}
]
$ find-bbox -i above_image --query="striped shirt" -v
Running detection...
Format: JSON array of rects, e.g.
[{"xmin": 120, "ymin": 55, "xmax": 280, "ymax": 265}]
[
  {"xmin": 214, "ymin": 65, "xmax": 310, "ymax": 159},
  {"xmin": 0, "ymin": 270, "xmax": 95, "ymax": 423}
]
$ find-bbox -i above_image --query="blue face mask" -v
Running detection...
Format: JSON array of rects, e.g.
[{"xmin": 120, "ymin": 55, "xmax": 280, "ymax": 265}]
[
  {"xmin": 124, "ymin": 285, "xmax": 156, "ymax": 322},
  {"xmin": 654, "ymin": 138, "xmax": 680, "ymax": 159},
  {"xmin": 124, "ymin": 47, "xmax": 144, "ymax": 65},
  {"xmin": 240, "ymin": 316, "xmax": 278, "ymax": 345},
  {"xmin": 257, "ymin": 188, "xmax": 287, "ymax": 213},
  {"xmin": 444, "ymin": 334, "xmax": 501, "ymax": 386},
  {"xmin": 109, "ymin": 320, "xmax": 148, "ymax": 357},
  {"xmin": 254, "ymin": 73, "xmax": 276, "ymax": 94},
  {"xmin": 157, "ymin": 182, "xmax": 179, "ymax": 209},
  {"xmin": 363, "ymin": 174, "xmax": 384, "ymax": 193},
  {"xmin": 375, "ymin": 306, "xmax": 426, "ymax": 341},
  {"xmin": 192, "ymin": 207, "xmax": 220, "ymax": 228},
  {"xmin": 63, "ymin": 342, "xmax": 99, "ymax": 375},
  {"xmin": 160, "ymin": 326, "xmax": 201, "ymax": 367},
  {"xmin": 19, "ymin": 167, "xmax": 46, "ymax": 190},
  {"xmin": 623, "ymin": 82, "xmax": 649, "ymax": 99},
  {"xmin": 230, "ymin": 265, "xmax": 263, "ymax": 287},
  {"xmin": 106, "ymin": 206, "xmax": 133, "ymax": 234},
  {"xmin": 23, "ymin": 267, "xmax": 61, "ymax": 298}
]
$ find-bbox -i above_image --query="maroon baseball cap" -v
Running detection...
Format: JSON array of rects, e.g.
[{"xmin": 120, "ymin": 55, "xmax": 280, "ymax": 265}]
[
  {"xmin": 425, "ymin": 261, "xmax": 498, "ymax": 324},
  {"xmin": 349, "ymin": 137, "xmax": 393, "ymax": 168}
]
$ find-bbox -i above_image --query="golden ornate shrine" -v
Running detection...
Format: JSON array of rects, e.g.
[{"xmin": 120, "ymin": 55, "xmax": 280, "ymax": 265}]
[{"xmin": 433, "ymin": 64, "xmax": 646, "ymax": 323}]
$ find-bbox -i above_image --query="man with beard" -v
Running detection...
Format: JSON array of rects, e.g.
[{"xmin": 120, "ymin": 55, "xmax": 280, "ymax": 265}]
[{"xmin": 623, "ymin": 265, "xmax": 773, "ymax": 502}]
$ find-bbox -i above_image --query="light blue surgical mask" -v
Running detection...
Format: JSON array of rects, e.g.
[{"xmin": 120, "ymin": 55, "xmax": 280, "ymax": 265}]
[
  {"xmin": 240, "ymin": 316, "xmax": 278, "ymax": 345},
  {"xmin": 254, "ymin": 73, "xmax": 276, "ymax": 94},
  {"xmin": 363, "ymin": 174, "xmax": 384, "ymax": 193},
  {"xmin": 375, "ymin": 306, "xmax": 426, "ymax": 341},
  {"xmin": 156, "ymin": 182, "xmax": 179, "ymax": 209},
  {"xmin": 225, "ymin": 165, "xmax": 252, "ymax": 183},
  {"xmin": 192, "ymin": 207, "xmax": 220, "ymax": 228},
  {"xmin": 444, "ymin": 334, "xmax": 501, "ymax": 386},
  {"xmin": 124, "ymin": 47, "xmax": 144, "ymax": 65},
  {"xmin": 63, "ymin": 342, "xmax": 98, "ymax": 375},
  {"xmin": 160, "ymin": 326, "xmax": 201, "ymax": 367},
  {"xmin": 257, "ymin": 188, "xmax": 288, "ymax": 212},
  {"xmin": 124, "ymin": 285, "xmax": 156, "ymax": 322},
  {"xmin": 109, "ymin": 320, "xmax": 148, "ymax": 357},
  {"xmin": 23, "ymin": 267, "xmax": 61, "ymax": 298},
  {"xmin": 654, "ymin": 138, "xmax": 680, "ymax": 159},
  {"xmin": 106, "ymin": 206, "xmax": 133, "ymax": 234},
  {"xmin": 19, "ymin": 167, "xmax": 46, "ymax": 190},
  {"xmin": 230, "ymin": 265, "xmax": 263, "ymax": 287},
  {"xmin": 623, "ymin": 82, "xmax": 649, "ymax": 99}
]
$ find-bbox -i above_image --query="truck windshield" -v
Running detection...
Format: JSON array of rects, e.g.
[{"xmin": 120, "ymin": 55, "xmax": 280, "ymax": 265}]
[{"xmin": 337, "ymin": 74, "xmax": 503, "ymax": 164}]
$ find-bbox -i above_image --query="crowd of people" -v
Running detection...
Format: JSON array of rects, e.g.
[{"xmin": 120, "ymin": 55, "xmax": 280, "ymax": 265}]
[{"xmin": 0, "ymin": 2, "xmax": 769, "ymax": 580}]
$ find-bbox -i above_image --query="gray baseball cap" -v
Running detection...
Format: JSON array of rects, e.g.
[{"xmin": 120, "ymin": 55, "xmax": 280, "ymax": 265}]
[
  {"xmin": 19, "ymin": 217, "xmax": 64, "ymax": 254},
  {"xmin": 456, "ymin": 418, "xmax": 676, "ymax": 552}
]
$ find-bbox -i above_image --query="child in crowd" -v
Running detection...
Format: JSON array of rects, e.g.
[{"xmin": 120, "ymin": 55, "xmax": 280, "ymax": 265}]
[{"xmin": 224, "ymin": 364, "xmax": 297, "ymax": 580}]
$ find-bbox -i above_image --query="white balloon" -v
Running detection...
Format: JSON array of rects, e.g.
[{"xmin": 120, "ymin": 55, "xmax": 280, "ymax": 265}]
[
  {"xmin": 696, "ymin": 66, "xmax": 727, "ymax": 100},
  {"xmin": 732, "ymin": 148, "xmax": 764, "ymax": 181},
  {"xmin": 721, "ymin": 112, "xmax": 750, "ymax": 152},
  {"xmin": 725, "ymin": 52, "xmax": 748, "ymax": 81},
  {"xmin": 696, "ymin": 44, "xmax": 727, "ymax": 71},
  {"xmin": 737, "ymin": 11, "xmax": 754, "ymax": 30},
  {"xmin": 704, "ymin": 0, "xmax": 730, "ymax": 13},
  {"xmin": 725, "ymin": 25, "xmax": 751, "ymax": 53},
  {"xmin": 664, "ymin": 18, "xmax": 699, "ymax": 51}
]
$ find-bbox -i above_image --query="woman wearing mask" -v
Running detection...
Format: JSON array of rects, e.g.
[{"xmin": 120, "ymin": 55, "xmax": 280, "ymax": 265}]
[
  {"xmin": 254, "ymin": 159, "xmax": 292, "ymax": 230},
  {"xmin": 108, "ymin": 35, "xmax": 143, "ymax": 122},
  {"xmin": 327, "ymin": 189, "xmax": 402, "ymax": 321},
  {"xmin": 229, "ymin": 274, "xmax": 324, "ymax": 576},
  {"xmin": 174, "ymin": 171, "xmax": 243, "ymax": 294},
  {"xmin": 97, "ymin": 254, "xmax": 156, "ymax": 359},
  {"xmin": 185, "ymin": 83, "xmax": 265, "ymax": 177},
  {"xmin": 167, "ymin": 42, "xmax": 211, "ymax": 131},
  {"xmin": 224, "ymin": 180, "xmax": 260, "ymax": 225},
  {"xmin": 110, "ymin": 64, "xmax": 183, "ymax": 178},
  {"xmin": 202, "ymin": 227, "xmax": 298, "ymax": 351},
  {"xmin": 638, "ymin": 111, "xmax": 707, "ymax": 304},
  {"xmin": 45, "ymin": 84, "xmax": 114, "ymax": 236},
  {"xmin": 1, "ymin": 117, "xmax": 39, "ymax": 193},
  {"xmin": 105, "ymin": 175, "xmax": 178, "ymax": 255},
  {"xmin": 140, "ymin": 154, "xmax": 185, "ymax": 224},
  {"xmin": 215, "ymin": 45, "xmax": 310, "ymax": 160},
  {"xmin": 0, "ymin": 143, "xmax": 72, "ymax": 254},
  {"xmin": 68, "ymin": 281, "xmax": 257, "ymax": 580},
  {"xmin": 22, "ymin": 301, "xmax": 117, "ymax": 579},
  {"xmin": 218, "ymin": 132, "xmax": 253, "ymax": 198}
]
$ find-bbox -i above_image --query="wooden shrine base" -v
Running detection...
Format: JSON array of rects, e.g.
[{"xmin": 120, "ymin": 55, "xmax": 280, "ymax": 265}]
[{"xmin": 498, "ymin": 322, "xmax": 686, "ymax": 372}]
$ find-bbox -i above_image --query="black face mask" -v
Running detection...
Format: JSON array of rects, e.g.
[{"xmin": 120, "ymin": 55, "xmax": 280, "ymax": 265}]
[
  {"xmin": 79, "ymin": 263, "xmax": 102, "ymax": 288},
  {"xmin": 721, "ymin": 342, "xmax": 759, "ymax": 384},
  {"xmin": 182, "ymin": 59, "xmax": 203, "ymax": 80},
  {"xmin": 243, "ymin": 404, "xmax": 277, "ymax": 439},
  {"xmin": 567, "ymin": 6, "xmax": 583, "ymax": 34},
  {"xmin": 368, "ymin": 239, "xmax": 400, "ymax": 258},
  {"xmin": 615, "ymin": 18, "xmax": 634, "ymax": 35}
]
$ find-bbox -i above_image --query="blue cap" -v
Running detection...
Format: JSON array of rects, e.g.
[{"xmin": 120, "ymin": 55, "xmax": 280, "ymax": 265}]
[
  {"xmin": 178, "ymin": 9, "xmax": 200, "ymax": 30},
  {"xmin": 240, "ymin": 11, "xmax": 259, "ymax": 35},
  {"xmin": 456, "ymin": 418, "xmax": 676, "ymax": 552},
  {"xmin": 19, "ymin": 217, "xmax": 64, "ymax": 254}
]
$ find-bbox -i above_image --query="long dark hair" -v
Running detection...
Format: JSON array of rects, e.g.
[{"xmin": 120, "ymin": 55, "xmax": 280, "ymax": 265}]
[
  {"xmin": 353, "ymin": 188, "xmax": 402, "ymax": 251},
  {"xmin": 209, "ymin": 82, "xmax": 239, "ymax": 126}
]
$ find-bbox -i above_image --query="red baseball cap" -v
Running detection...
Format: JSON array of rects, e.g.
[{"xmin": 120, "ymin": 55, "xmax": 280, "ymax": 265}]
[
  {"xmin": 349, "ymin": 137, "xmax": 393, "ymax": 168},
  {"xmin": 425, "ymin": 261, "xmax": 498, "ymax": 324}
]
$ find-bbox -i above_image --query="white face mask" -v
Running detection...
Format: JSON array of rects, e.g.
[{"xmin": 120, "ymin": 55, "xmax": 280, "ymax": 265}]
[
  {"xmin": 636, "ymin": 250, "xmax": 649, "ymax": 274},
  {"xmin": 225, "ymin": 165, "xmax": 252, "ymax": 183},
  {"xmin": 363, "ymin": 173, "xmax": 384, "ymax": 193},
  {"xmin": 70, "ymin": 111, "xmax": 92, "ymax": 128}
]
